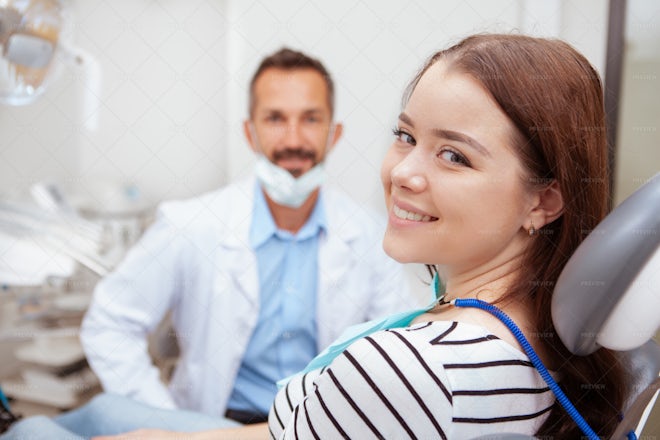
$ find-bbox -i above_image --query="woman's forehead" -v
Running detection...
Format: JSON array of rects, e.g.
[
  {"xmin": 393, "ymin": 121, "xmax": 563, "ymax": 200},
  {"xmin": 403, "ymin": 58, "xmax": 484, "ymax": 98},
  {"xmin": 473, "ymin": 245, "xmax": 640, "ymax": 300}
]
[
  {"xmin": 407, "ymin": 62, "xmax": 502, "ymax": 124},
  {"xmin": 405, "ymin": 61, "xmax": 524, "ymax": 160}
]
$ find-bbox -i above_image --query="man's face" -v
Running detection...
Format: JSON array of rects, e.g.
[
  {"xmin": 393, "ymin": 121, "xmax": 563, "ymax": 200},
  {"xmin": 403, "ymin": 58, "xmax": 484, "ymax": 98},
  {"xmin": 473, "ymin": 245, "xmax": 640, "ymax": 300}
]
[{"xmin": 246, "ymin": 68, "xmax": 336, "ymax": 178}]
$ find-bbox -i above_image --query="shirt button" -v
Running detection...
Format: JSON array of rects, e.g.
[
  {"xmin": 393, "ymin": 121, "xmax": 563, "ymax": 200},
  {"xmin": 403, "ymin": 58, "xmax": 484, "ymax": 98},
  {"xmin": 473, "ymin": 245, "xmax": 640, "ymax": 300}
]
[{"xmin": 282, "ymin": 331, "xmax": 293, "ymax": 339}]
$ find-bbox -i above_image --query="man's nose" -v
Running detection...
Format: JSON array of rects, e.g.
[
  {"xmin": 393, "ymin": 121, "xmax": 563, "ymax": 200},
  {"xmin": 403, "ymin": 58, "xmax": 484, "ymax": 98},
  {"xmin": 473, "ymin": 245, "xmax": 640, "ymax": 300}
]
[{"xmin": 281, "ymin": 121, "xmax": 304, "ymax": 147}]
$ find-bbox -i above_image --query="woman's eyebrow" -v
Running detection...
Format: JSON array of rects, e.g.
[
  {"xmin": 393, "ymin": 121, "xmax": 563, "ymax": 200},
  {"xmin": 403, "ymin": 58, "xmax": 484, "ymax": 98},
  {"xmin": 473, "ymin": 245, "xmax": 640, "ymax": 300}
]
[
  {"xmin": 432, "ymin": 129, "xmax": 491, "ymax": 157},
  {"xmin": 398, "ymin": 112, "xmax": 490, "ymax": 157},
  {"xmin": 398, "ymin": 112, "xmax": 415, "ymax": 127}
]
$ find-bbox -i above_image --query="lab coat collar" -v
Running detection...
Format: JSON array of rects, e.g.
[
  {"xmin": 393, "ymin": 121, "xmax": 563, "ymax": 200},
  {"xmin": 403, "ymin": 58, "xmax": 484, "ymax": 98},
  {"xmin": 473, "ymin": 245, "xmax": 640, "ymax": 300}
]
[{"xmin": 220, "ymin": 176, "xmax": 359, "ymax": 249}]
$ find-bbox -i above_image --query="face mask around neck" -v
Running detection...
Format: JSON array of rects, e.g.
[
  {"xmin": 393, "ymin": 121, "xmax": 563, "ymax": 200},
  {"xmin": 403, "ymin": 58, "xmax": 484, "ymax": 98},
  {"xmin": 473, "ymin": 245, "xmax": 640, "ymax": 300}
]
[
  {"xmin": 254, "ymin": 156, "xmax": 325, "ymax": 208},
  {"xmin": 251, "ymin": 123, "xmax": 335, "ymax": 208}
]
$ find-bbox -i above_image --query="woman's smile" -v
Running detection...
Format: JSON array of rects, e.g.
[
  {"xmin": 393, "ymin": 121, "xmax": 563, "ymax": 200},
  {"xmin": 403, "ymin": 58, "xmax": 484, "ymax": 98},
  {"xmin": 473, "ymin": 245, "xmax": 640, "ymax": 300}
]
[{"xmin": 391, "ymin": 199, "xmax": 438, "ymax": 224}]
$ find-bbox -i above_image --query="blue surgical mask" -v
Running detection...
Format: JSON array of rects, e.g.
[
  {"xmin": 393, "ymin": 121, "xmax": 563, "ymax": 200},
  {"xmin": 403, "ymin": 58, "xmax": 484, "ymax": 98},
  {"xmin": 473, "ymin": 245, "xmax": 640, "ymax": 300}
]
[{"xmin": 250, "ymin": 123, "xmax": 335, "ymax": 208}]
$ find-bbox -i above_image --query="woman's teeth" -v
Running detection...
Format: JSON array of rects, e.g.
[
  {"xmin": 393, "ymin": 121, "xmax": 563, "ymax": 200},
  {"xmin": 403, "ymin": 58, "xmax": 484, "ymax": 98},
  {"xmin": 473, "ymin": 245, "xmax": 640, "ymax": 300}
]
[{"xmin": 393, "ymin": 205, "xmax": 433, "ymax": 222}]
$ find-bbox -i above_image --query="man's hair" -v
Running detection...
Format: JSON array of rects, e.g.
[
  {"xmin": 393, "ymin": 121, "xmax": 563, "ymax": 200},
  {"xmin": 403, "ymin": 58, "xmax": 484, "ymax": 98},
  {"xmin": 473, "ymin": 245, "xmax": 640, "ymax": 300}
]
[{"xmin": 248, "ymin": 48, "xmax": 335, "ymax": 117}]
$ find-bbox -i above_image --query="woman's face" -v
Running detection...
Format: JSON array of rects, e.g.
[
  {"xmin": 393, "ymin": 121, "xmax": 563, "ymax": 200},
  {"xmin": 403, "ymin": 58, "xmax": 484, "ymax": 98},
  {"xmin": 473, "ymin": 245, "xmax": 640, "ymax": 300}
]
[{"xmin": 381, "ymin": 61, "xmax": 536, "ymax": 273}]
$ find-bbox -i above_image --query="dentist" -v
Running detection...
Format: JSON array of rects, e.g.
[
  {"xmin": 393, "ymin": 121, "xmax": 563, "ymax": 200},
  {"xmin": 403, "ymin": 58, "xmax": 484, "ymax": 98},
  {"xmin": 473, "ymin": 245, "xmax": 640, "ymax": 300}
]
[{"xmin": 76, "ymin": 47, "xmax": 413, "ymax": 430}]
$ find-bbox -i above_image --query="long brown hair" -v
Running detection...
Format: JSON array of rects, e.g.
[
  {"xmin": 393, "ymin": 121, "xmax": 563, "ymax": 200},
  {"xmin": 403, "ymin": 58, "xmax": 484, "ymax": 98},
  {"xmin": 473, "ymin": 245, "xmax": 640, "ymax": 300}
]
[{"xmin": 410, "ymin": 34, "xmax": 625, "ymax": 438}]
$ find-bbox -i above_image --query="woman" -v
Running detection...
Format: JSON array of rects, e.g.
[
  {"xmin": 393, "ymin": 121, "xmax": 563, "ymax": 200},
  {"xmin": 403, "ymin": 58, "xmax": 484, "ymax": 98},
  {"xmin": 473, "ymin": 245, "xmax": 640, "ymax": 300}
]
[{"xmin": 6, "ymin": 33, "xmax": 625, "ymax": 440}]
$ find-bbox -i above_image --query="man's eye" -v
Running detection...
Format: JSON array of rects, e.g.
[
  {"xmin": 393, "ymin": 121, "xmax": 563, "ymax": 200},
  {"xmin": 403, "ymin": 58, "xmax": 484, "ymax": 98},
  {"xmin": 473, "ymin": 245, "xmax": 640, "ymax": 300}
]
[{"xmin": 392, "ymin": 128, "xmax": 416, "ymax": 145}]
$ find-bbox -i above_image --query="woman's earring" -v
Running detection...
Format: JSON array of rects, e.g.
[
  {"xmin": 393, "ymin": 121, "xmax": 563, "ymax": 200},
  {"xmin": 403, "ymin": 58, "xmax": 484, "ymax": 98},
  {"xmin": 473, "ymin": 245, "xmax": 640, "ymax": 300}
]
[{"xmin": 528, "ymin": 221, "xmax": 537, "ymax": 236}]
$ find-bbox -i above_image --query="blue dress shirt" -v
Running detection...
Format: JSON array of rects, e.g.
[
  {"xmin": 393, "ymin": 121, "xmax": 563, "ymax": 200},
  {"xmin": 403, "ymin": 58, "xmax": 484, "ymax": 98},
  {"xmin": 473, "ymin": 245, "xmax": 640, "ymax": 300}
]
[{"xmin": 226, "ymin": 184, "xmax": 326, "ymax": 414}]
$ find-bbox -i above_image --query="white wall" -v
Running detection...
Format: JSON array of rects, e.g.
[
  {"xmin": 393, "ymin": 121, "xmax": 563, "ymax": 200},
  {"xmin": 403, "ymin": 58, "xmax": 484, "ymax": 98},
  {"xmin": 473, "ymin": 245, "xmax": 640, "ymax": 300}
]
[
  {"xmin": 614, "ymin": 0, "xmax": 660, "ymax": 204},
  {"xmin": 0, "ymin": 0, "xmax": 611, "ymax": 212},
  {"xmin": 0, "ymin": 1, "xmax": 232, "ymax": 206}
]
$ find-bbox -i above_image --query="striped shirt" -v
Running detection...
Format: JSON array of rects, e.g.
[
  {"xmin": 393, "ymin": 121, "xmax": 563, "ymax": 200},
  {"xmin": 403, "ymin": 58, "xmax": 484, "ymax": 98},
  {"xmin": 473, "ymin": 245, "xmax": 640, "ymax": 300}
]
[{"xmin": 268, "ymin": 320, "xmax": 555, "ymax": 439}]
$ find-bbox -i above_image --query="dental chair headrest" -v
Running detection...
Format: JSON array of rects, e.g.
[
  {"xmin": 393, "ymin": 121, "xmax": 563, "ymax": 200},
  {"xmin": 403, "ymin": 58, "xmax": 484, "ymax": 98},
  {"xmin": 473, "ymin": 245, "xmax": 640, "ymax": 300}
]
[{"xmin": 552, "ymin": 174, "xmax": 660, "ymax": 356}]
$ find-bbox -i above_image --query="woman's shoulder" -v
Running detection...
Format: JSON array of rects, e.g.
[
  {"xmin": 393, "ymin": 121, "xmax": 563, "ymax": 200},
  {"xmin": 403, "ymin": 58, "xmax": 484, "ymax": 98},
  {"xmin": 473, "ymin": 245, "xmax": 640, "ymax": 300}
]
[
  {"xmin": 417, "ymin": 318, "xmax": 553, "ymax": 367},
  {"xmin": 353, "ymin": 321, "xmax": 549, "ymax": 391},
  {"xmin": 290, "ymin": 320, "xmax": 544, "ymax": 396},
  {"xmin": 332, "ymin": 322, "xmax": 553, "ymax": 436},
  {"xmin": 368, "ymin": 320, "xmax": 530, "ymax": 362}
]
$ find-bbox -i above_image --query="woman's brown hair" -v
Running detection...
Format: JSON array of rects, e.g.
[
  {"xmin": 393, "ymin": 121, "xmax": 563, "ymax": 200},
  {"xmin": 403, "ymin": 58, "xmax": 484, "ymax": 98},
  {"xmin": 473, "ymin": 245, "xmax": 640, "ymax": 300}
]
[{"xmin": 410, "ymin": 34, "xmax": 625, "ymax": 438}]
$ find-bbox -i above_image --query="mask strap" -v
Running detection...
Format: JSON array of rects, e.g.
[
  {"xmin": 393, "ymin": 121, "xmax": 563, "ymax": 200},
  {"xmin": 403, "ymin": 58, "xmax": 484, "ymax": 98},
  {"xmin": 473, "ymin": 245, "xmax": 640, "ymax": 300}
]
[
  {"xmin": 248, "ymin": 121, "xmax": 266, "ymax": 157},
  {"xmin": 324, "ymin": 123, "xmax": 336, "ymax": 153}
]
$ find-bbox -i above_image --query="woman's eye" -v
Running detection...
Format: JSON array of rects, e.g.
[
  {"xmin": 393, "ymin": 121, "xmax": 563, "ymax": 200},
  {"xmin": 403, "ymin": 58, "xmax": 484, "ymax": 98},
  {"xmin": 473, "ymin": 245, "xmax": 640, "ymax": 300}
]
[
  {"xmin": 392, "ymin": 128, "xmax": 416, "ymax": 145},
  {"xmin": 439, "ymin": 149, "xmax": 470, "ymax": 166}
]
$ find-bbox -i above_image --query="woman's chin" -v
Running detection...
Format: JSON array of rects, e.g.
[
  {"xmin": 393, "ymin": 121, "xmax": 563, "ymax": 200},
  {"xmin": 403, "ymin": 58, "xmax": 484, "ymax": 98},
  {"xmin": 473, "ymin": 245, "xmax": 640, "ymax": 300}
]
[{"xmin": 383, "ymin": 239, "xmax": 418, "ymax": 264}]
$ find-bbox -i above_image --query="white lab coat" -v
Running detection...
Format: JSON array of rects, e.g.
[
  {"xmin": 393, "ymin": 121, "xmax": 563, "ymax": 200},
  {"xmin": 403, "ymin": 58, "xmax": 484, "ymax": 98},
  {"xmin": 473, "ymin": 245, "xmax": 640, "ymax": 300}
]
[{"xmin": 80, "ymin": 178, "xmax": 415, "ymax": 416}]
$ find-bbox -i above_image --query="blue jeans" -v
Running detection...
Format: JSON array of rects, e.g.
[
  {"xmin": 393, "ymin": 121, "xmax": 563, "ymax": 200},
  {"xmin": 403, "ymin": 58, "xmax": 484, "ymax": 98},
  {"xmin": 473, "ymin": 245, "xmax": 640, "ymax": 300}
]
[{"xmin": 1, "ymin": 393, "xmax": 240, "ymax": 439}]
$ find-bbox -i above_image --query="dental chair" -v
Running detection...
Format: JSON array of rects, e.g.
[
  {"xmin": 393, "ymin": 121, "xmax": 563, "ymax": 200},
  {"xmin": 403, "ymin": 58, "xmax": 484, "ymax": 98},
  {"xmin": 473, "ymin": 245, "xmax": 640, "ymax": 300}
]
[
  {"xmin": 551, "ymin": 173, "xmax": 660, "ymax": 438},
  {"xmin": 478, "ymin": 174, "xmax": 660, "ymax": 439}
]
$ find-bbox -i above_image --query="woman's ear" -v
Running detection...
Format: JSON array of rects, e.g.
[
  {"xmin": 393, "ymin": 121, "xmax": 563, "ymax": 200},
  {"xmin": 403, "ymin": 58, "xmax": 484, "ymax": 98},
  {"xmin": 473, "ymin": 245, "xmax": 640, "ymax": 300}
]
[{"xmin": 528, "ymin": 180, "xmax": 564, "ymax": 230}]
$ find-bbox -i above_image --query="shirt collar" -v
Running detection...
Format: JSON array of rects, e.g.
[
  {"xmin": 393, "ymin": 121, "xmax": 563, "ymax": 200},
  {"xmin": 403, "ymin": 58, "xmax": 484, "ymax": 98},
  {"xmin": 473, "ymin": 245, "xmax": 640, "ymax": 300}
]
[{"xmin": 249, "ymin": 182, "xmax": 327, "ymax": 248}]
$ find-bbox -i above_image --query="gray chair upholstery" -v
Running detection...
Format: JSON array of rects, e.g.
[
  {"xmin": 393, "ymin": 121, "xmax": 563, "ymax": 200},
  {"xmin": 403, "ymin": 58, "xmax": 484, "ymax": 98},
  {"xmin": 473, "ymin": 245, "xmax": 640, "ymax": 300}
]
[
  {"xmin": 552, "ymin": 174, "xmax": 660, "ymax": 356},
  {"xmin": 551, "ymin": 174, "xmax": 660, "ymax": 438}
]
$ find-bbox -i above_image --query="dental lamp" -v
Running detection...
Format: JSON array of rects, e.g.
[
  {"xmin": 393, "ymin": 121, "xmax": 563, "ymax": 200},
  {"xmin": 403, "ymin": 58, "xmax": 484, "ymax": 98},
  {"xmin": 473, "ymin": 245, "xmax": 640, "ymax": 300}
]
[{"xmin": 0, "ymin": 0, "xmax": 64, "ymax": 105}]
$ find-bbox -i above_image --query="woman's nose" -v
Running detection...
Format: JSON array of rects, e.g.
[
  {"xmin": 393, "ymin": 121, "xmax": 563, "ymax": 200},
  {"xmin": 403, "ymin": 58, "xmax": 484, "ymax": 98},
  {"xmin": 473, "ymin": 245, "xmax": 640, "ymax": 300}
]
[{"xmin": 390, "ymin": 154, "xmax": 427, "ymax": 193}]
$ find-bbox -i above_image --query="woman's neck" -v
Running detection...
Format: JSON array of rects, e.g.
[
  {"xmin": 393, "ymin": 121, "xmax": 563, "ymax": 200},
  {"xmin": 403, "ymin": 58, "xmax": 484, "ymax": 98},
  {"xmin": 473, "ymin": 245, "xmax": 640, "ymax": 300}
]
[{"xmin": 440, "ymin": 251, "xmax": 526, "ymax": 304}]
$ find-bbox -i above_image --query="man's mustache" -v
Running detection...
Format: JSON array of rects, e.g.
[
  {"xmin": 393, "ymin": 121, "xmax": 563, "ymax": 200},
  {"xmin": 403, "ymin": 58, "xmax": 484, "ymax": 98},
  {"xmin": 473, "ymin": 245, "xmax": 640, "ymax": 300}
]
[{"xmin": 273, "ymin": 148, "xmax": 317, "ymax": 162}]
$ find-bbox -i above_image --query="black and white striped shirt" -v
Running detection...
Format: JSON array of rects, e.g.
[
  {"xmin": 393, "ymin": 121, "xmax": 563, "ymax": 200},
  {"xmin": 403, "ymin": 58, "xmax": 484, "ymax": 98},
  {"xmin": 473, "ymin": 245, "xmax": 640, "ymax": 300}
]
[{"xmin": 268, "ymin": 320, "xmax": 555, "ymax": 439}]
